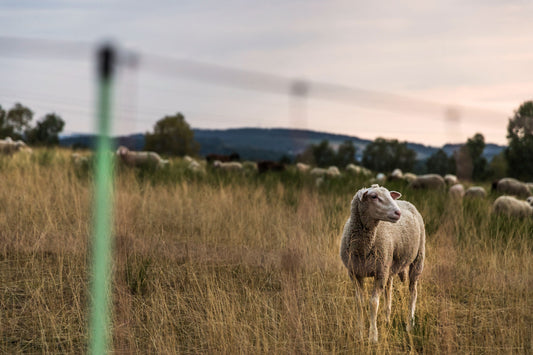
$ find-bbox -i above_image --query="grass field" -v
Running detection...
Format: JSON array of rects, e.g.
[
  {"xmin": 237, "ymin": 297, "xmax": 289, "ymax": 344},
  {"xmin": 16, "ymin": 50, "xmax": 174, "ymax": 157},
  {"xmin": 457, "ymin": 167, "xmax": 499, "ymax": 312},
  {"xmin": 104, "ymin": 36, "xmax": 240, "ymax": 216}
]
[{"xmin": 0, "ymin": 149, "xmax": 531, "ymax": 353}]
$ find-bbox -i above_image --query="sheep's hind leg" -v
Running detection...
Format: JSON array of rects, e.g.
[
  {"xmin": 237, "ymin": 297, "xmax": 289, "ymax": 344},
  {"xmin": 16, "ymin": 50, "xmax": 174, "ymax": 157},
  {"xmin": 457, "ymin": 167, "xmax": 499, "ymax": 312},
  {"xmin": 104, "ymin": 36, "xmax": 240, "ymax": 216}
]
[
  {"xmin": 384, "ymin": 276, "xmax": 393, "ymax": 323},
  {"xmin": 369, "ymin": 278, "xmax": 385, "ymax": 343},
  {"xmin": 406, "ymin": 279, "xmax": 417, "ymax": 332}
]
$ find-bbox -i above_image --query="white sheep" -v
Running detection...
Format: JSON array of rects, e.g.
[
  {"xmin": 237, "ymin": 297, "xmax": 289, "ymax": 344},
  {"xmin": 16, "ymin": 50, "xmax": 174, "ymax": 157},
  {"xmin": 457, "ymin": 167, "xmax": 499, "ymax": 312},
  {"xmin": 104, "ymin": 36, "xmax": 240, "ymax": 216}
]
[
  {"xmin": 296, "ymin": 162, "xmax": 311, "ymax": 173},
  {"xmin": 327, "ymin": 166, "xmax": 341, "ymax": 177},
  {"xmin": 213, "ymin": 160, "xmax": 243, "ymax": 171},
  {"xmin": 492, "ymin": 195, "xmax": 533, "ymax": 218},
  {"xmin": 116, "ymin": 146, "xmax": 168, "ymax": 168},
  {"xmin": 408, "ymin": 174, "xmax": 445, "ymax": 190},
  {"xmin": 402, "ymin": 172, "xmax": 418, "ymax": 184},
  {"xmin": 0, "ymin": 137, "xmax": 32, "ymax": 154},
  {"xmin": 493, "ymin": 178, "xmax": 531, "ymax": 198},
  {"xmin": 390, "ymin": 168, "xmax": 403, "ymax": 180},
  {"xmin": 187, "ymin": 159, "xmax": 206, "ymax": 175},
  {"xmin": 346, "ymin": 164, "xmax": 372, "ymax": 176},
  {"xmin": 310, "ymin": 167, "xmax": 327, "ymax": 177},
  {"xmin": 448, "ymin": 183, "xmax": 465, "ymax": 199},
  {"xmin": 183, "ymin": 155, "xmax": 195, "ymax": 163},
  {"xmin": 340, "ymin": 184, "xmax": 425, "ymax": 342},
  {"xmin": 376, "ymin": 172, "xmax": 386, "ymax": 183},
  {"xmin": 242, "ymin": 161, "xmax": 258, "ymax": 173},
  {"xmin": 464, "ymin": 186, "xmax": 487, "ymax": 199},
  {"xmin": 71, "ymin": 152, "xmax": 90, "ymax": 167},
  {"xmin": 444, "ymin": 174, "xmax": 459, "ymax": 186}
]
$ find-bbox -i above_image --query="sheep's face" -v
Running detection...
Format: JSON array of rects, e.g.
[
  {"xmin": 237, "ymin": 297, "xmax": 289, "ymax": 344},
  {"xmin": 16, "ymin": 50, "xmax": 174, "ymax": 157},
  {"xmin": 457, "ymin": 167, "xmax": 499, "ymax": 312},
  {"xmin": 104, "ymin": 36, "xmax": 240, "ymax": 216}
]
[
  {"xmin": 354, "ymin": 185, "xmax": 402, "ymax": 223},
  {"xmin": 527, "ymin": 196, "xmax": 533, "ymax": 207},
  {"xmin": 116, "ymin": 146, "xmax": 129, "ymax": 157}
]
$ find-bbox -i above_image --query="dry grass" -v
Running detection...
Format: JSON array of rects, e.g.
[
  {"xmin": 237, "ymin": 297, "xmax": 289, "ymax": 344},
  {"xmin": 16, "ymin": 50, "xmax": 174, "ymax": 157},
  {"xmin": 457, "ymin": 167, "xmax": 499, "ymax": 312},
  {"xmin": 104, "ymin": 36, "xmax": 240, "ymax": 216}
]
[{"xmin": 0, "ymin": 149, "xmax": 531, "ymax": 353}]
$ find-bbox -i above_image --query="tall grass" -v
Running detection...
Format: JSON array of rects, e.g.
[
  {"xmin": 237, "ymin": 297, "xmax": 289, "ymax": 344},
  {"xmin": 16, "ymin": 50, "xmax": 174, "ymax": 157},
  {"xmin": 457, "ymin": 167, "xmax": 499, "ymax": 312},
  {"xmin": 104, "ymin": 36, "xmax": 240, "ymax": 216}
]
[{"xmin": 0, "ymin": 149, "xmax": 531, "ymax": 353}]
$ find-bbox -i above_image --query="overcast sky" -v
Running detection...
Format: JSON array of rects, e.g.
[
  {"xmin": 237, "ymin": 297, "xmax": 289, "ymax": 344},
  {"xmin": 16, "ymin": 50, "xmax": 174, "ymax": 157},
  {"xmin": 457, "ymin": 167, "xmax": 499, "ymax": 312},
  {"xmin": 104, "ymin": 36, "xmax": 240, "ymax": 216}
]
[{"xmin": 1, "ymin": 0, "xmax": 532, "ymax": 146}]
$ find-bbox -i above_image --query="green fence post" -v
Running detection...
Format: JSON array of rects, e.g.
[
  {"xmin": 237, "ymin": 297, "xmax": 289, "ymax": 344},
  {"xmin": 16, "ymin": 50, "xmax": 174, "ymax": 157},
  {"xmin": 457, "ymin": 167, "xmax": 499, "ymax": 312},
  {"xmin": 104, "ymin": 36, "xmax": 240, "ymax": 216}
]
[{"xmin": 89, "ymin": 44, "xmax": 115, "ymax": 355}]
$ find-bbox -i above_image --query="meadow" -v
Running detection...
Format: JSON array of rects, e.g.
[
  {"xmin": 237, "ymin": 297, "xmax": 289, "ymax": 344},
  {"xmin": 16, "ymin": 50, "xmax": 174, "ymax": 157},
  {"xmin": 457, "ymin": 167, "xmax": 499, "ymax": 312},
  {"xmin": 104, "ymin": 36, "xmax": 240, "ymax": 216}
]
[{"xmin": 0, "ymin": 149, "xmax": 531, "ymax": 354}]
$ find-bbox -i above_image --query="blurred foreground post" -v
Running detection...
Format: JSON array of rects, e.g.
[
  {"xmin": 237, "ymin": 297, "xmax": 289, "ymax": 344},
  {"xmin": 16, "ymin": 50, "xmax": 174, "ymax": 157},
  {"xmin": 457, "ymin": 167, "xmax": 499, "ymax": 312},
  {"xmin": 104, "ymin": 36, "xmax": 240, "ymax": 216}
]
[{"xmin": 89, "ymin": 44, "xmax": 115, "ymax": 355}]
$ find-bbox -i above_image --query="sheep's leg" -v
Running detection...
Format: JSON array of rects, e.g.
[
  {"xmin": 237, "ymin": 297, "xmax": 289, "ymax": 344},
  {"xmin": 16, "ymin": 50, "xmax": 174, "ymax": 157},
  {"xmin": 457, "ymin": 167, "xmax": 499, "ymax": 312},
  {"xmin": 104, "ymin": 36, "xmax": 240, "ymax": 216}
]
[
  {"xmin": 354, "ymin": 276, "xmax": 364, "ymax": 303},
  {"xmin": 384, "ymin": 276, "xmax": 393, "ymax": 323},
  {"xmin": 369, "ymin": 278, "xmax": 385, "ymax": 343},
  {"xmin": 406, "ymin": 279, "xmax": 417, "ymax": 332}
]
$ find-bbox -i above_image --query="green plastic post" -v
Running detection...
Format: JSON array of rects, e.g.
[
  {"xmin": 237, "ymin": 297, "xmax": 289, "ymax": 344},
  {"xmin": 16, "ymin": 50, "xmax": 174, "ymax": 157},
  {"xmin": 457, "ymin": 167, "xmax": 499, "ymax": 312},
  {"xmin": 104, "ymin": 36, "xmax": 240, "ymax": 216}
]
[{"xmin": 89, "ymin": 45, "xmax": 115, "ymax": 355}]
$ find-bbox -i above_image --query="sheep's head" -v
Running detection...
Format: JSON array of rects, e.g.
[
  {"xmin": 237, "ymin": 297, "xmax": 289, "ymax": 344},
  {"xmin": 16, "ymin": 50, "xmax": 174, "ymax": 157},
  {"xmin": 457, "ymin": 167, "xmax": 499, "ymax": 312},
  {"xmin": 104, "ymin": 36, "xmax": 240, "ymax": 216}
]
[
  {"xmin": 353, "ymin": 184, "xmax": 402, "ymax": 223},
  {"xmin": 116, "ymin": 146, "xmax": 129, "ymax": 157},
  {"xmin": 527, "ymin": 196, "xmax": 533, "ymax": 207}
]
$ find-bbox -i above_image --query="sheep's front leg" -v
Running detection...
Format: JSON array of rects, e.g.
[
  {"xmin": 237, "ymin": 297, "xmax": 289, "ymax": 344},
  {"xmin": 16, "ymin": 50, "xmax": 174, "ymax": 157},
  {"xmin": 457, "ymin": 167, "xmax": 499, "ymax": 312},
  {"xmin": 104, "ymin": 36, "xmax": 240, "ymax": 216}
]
[
  {"xmin": 369, "ymin": 278, "xmax": 385, "ymax": 343},
  {"xmin": 384, "ymin": 276, "xmax": 393, "ymax": 323},
  {"xmin": 354, "ymin": 276, "xmax": 364, "ymax": 304},
  {"xmin": 406, "ymin": 279, "xmax": 417, "ymax": 332}
]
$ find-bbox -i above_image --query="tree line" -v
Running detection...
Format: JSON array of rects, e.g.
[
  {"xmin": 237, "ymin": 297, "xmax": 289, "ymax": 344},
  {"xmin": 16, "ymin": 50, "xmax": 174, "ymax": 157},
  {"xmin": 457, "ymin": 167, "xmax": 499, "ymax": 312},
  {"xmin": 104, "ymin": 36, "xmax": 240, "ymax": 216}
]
[
  {"xmin": 292, "ymin": 101, "xmax": 533, "ymax": 181},
  {"xmin": 4, "ymin": 99, "xmax": 532, "ymax": 182},
  {"xmin": 0, "ymin": 102, "xmax": 65, "ymax": 145}
]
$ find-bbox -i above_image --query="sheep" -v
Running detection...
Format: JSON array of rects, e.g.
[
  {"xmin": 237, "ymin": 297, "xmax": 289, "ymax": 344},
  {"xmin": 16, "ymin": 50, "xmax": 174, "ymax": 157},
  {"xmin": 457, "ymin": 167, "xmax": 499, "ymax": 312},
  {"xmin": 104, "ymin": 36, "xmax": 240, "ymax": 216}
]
[
  {"xmin": 296, "ymin": 162, "xmax": 311, "ymax": 173},
  {"xmin": 448, "ymin": 183, "xmax": 465, "ymax": 199},
  {"xmin": 213, "ymin": 160, "xmax": 243, "ymax": 171},
  {"xmin": 340, "ymin": 184, "xmax": 425, "ymax": 342},
  {"xmin": 464, "ymin": 186, "xmax": 487, "ymax": 199},
  {"xmin": 492, "ymin": 195, "xmax": 533, "ymax": 218},
  {"xmin": 187, "ymin": 159, "xmax": 206, "ymax": 175},
  {"xmin": 346, "ymin": 163, "xmax": 361, "ymax": 175},
  {"xmin": 71, "ymin": 152, "xmax": 90, "ymax": 166},
  {"xmin": 310, "ymin": 167, "xmax": 327, "ymax": 177},
  {"xmin": 389, "ymin": 168, "xmax": 403, "ymax": 180},
  {"xmin": 116, "ymin": 146, "xmax": 168, "ymax": 168},
  {"xmin": 408, "ymin": 174, "xmax": 445, "ymax": 190},
  {"xmin": 377, "ymin": 172, "xmax": 386, "ymax": 182},
  {"xmin": 444, "ymin": 174, "xmax": 458, "ymax": 186},
  {"xmin": 242, "ymin": 161, "xmax": 258, "ymax": 173},
  {"xmin": 183, "ymin": 155, "xmax": 195, "ymax": 163},
  {"xmin": 0, "ymin": 137, "xmax": 32, "ymax": 154},
  {"xmin": 402, "ymin": 172, "xmax": 418, "ymax": 184},
  {"xmin": 327, "ymin": 166, "xmax": 341, "ymax": 177},
  {"xmin": 492, "ymin": 178, "xmax": 531, "ymax": 198},
  {"xmin": 310, "ymin": 166, "xmax": 340, "ymax": 178},
  {"xmin": 346, "ymin": 164, "xmax": 372, "ymax": 176}
]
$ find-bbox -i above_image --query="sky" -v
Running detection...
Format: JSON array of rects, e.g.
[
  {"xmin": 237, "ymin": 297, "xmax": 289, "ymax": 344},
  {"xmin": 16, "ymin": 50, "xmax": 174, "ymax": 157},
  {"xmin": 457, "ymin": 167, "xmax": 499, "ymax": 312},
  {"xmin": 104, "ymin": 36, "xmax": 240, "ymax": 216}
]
[{"xmin": 0, "ymin": 0, "xmax": 532, "ymax": 146}]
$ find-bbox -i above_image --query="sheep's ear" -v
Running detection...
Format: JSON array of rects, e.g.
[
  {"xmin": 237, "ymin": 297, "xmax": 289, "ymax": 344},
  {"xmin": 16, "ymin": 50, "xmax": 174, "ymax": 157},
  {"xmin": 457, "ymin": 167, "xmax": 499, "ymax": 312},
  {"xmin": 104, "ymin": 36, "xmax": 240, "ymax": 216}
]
[
  {"xmin": 390, "ymin": 191, "xmax": 401, "ymax": 200},
  {"xmin": 356, "ymin": 188, "xmax": 368, "ymax": 201}
]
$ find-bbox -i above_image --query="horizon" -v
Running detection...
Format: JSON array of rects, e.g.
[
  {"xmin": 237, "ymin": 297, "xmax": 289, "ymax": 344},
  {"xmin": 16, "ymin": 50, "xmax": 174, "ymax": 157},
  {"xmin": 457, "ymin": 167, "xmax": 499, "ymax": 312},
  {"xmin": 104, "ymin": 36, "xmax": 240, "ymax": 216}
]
[{"xmin": 60, "ymin": 125, "xmax": 508, "ymax": 149}]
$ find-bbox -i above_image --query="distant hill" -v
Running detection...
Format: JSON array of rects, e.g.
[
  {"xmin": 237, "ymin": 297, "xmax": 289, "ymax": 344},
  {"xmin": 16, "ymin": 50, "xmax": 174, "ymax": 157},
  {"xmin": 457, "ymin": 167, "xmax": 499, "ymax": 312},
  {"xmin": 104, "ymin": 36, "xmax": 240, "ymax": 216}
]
[{"xmin": 59, "ymin": 127, "xmax": 505, "ymax": 162}]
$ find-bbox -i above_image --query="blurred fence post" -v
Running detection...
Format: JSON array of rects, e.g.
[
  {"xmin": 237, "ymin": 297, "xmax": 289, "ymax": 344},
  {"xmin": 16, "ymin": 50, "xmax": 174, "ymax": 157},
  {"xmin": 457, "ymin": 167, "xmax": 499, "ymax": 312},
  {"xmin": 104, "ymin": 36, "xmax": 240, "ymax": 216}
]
[{"xmin": 89, "ymin": 44, "xmax": 115, "ymax": 355}]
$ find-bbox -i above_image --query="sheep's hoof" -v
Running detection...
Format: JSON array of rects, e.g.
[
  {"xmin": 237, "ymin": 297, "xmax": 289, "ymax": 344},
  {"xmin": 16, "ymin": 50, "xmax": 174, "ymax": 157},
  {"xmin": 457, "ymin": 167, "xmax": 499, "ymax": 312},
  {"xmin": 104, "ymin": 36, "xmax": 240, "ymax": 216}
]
[{"xmin": 406, "ymin": 319, "xmax": 415, "ymax": 332}]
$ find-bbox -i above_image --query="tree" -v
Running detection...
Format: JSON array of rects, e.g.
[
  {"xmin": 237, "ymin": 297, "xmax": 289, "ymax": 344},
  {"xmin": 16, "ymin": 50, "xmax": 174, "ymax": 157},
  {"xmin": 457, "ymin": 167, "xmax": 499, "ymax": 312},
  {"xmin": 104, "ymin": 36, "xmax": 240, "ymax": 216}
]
[
  {"xmin": 426, "ymin": 149, "xmax": 455, "ymax": 175},
  {"xmin": 335, "ymin": 140, "xmax": 358, "ymax": 167},
  {"xmin": 465, "ymin": 133, "xmax": 487, "ymax": 180},
  {"xmin": 488, "ymin": 151, "xmax": 508, "ymax": 180},
  {"xmin": 362, "ymin": 138, "xmax": 416, "ymax": 173},
  {"xmin": 4, "ymin": 103, "xmax": 33, "ymax": 140},
  {"xmin": 25, "ymin": 113, "xmax": 65, "ymax": 146},
  {"xmin": 297, "ymin": 139, "xmax": 357, "ymax": 167},
  {"xmin": 311, "ymin": 140, "xmax": 336, "ymax": 167},
  {"xmin": 297, "ymin": 140, "xmax": 334, "ymax": 167},
  {"xmin": 144, "ymin": 112, "xmax": 200, "ymax": 156},
  {"xmin": 505, "ymin": 101, "xmax": 533, "ymax": 180}
]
